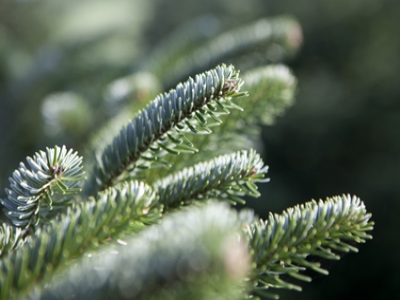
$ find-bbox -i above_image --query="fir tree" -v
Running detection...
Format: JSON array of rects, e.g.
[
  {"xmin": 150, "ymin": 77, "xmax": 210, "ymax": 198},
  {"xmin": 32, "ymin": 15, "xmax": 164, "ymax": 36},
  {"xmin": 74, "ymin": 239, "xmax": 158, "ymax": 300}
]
[{"xmin": 0, "ymin": 16, "xmax": 373, "ymax": 299}]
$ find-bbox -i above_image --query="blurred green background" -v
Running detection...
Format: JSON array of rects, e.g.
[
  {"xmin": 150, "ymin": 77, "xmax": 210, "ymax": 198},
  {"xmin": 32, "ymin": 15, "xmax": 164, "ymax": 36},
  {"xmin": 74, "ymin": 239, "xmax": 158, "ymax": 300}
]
[{"xmin": 0, "ymin": 0, "xmax": 399, "ymax": 299}]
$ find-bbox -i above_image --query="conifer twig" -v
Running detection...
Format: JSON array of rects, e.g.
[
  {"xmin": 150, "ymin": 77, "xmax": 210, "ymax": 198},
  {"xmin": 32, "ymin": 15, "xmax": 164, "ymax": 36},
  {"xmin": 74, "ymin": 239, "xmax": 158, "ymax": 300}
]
[
  {"xmin": 30, "ymin": 202, "xmax": 250, "ymax": 300},
  {"xmin": 246, "ymin": 194, "xmax": 374, "ymax": 299},
  {"xmin": 85, "ymin": 64, "xmax": 247, "ymax": 195},
  {"xmin": 1, "ymin": 146, "xmax": 85, "ymax": 229},
  {"xmin": 0, "ymin": 181, "xmax": 158, "ymax": 299},
  {"xmin": 154, "ymin": 149, "xmax": 268, "ymax": 209}
]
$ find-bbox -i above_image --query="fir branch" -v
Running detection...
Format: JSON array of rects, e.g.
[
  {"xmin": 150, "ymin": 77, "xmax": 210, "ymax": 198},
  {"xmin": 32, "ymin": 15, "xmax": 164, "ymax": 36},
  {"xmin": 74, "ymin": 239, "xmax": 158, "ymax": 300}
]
[
  {"xmin": 157, "ymin": 16, "xmax": 302, "ymax": 88},
  {"xmin": 31, "ymin": 202, "xmax": 250, "ymax": 300},
  {"xmin": 246, "ymin": 194, "xmax": 374, "ymax": 299},
  {"xmin": 0, "ymin": 146, "xmax": 85, "ymax": 229},
  {"xmin": 0, "ymin": 181, "xmax": 159, "ymax": 299},
  {"xmin": 84, "ymin": 64, "xmax": 247, "ymax": 195},
  {"xmin": 154, "ymin": 149, "xmax": 268, "ymax": 209},
  {"xmin": 241, "ymin": 64, "xmax": 297, "ymax": 126}
]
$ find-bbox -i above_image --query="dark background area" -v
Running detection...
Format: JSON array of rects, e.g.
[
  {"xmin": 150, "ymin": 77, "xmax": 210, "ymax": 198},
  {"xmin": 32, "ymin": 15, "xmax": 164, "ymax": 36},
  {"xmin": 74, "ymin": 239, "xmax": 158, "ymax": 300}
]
[{"xmin": 1, "ymin": 0, "xmax": 399, "ymax": 299}]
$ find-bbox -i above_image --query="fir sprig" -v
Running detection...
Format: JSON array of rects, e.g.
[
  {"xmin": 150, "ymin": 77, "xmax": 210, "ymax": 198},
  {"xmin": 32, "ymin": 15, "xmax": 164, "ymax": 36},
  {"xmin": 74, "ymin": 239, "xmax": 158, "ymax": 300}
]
[
  {"xmin": 246, "ymin": 194, "xmax": 374, "ymax": 299},
  {"xmin": 85, "ymin": 64, "xmax": 247, "ymax": 195},
  {"xmin": 30, "ymin": 202, "xmax": 249, "ymax": 300},
  {"xmin": 0, "ymin": 181, "xmax": 158, "ymax": 300},
  {"xmin": 241, "ymin": 64, "xmax": 297, "ymax": 126},
  {"xmin": 152, "ymin": 16, "xmax": 302, "ymax": 88},
  {"xmin": 0, "ymin": 146, "xmax": 85, "ymax": 229},
  {"xmin": 154, "ymin": 149, "xmax": 268, "ymax": 209}
]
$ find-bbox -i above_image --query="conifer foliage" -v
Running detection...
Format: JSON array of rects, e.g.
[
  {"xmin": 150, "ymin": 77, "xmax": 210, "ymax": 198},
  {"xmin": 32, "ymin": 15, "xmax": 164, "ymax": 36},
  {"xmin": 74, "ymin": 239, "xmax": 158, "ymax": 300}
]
[{"xmin": 0, "ymin": 16, "xmax": 373, "ymax": 299}]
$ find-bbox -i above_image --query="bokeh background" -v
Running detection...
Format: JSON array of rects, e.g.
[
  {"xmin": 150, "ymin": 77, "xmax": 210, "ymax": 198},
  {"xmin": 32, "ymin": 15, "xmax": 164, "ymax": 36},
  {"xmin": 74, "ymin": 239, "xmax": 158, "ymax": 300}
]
[{"xmin": 1, "ymin": 0, "xmax": 399, "ymax": 299}]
